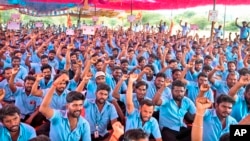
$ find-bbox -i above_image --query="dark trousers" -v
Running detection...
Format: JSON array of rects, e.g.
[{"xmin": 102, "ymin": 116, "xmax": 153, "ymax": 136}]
[
  {"xmin": 36, "ymin": 121, "xmax": 50, "ymax": 136},
  {"xmin": 161, "ymin": 127, "xmax": 191, "ymax": 141},
  {"xmin": 21, "ymin": 112, "xmax": 46, "ymax": 128}
]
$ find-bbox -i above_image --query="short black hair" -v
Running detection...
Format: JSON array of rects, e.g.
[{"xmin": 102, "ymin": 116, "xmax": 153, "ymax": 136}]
[
  {"xmin": 24, "ymin": 75, "xmax": 36, "ymax": 82},
  {"xmin": 2, "ymin": 67, "xmax": 12, "ymax": 74},
  {"xmin": 135, "ymin": 81, "xmax": 148, "ymax": 89},
  {"xmin": 172, "ymin": 80, "xmax": 186, "ymax": 90},
  {"xmin": 11, "ymin": 56, "xmax": 21, "ymax": 62},
  {"xmin": 172, "ymin": 68, "xmax": 181, "ymax": 75},
  {"xmin": 198, "ymin": 72, "xmax": 208, "ymax": 79},
  {"xmin": 66, "ymin": 91, "xmax": 85, "ymax": 103},
  {"xmin": 156, "ymin": 72, "xmax": 166, "ymax": 79},
  {"xmin": 41, "ymin": 64, "xmax": 52, "ymax": 72},
  {"xmin": 124, "ymin": 128, "xmax": 149, "ymax": 141},
  {"xmin": 203, "ymin": 65, "xmax": 212, "ymax": 71},
  {"xmin": 144, "ymin": 64, "xmax": 155, "ymax": 74},
  {"xmin": 41, "ymin": 55, "xmax": 48, "ymax": 60},
  {"xmin": 121, "ymin": 59, "xmax": 129, "ymax": 64},
  {"xmin": 140, "ymin": 99, "xmax": 154, "ymax": 107},
  {"xmin": 96, "ymin": 83, "xmax": 111, "ymax": 93},
  {"xmin": 216, "ymin": 94, "xmax": 235, "ymax": 105},
  {"xmin": 0, "ymin": 105, "xmax": 21, "ymax": 122},
  {"xmin": 29, "ymin": 135, "xmax": 51, "ymax": 141},
  {"xmin": 238, "ymin": 68, "xmax": 250, "ymax": 76}
]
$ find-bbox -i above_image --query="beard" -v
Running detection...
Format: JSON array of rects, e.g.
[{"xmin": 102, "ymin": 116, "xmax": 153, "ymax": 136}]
[
  {"xmin": 97, "ymin": 98, "xmax": 106, "ymax": 104},
  {"xmin": 173, "ymin": 95, "xmax": 183, "ymax": 101},
  {"xmin": 7, "ymin": 125, "xmax": 20, "ymax": 132},
  {"xmin": 69, "ymin": 110, "xmax": 81, "ymax": 118},
  {"xmin": 140, "ymin": 114, "xmax": 150, "ymax": 122}
]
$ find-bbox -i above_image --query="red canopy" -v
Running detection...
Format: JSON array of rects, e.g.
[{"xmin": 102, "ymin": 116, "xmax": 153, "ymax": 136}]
[
  {"xmin": 27, "ymin": 0, "xmax": 250, "ymax": 10},
  {"xmin": 1, "ymin": 0, "xmax": 250, "ymax": 12}
]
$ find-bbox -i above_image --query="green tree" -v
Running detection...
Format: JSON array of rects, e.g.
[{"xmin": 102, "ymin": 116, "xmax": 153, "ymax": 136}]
[
  {"xmin": 191, "ymin": 16, "xmax": 210, "ymax": 30},
  {"xmin": 224, "ymin": 21, "xmax": 238, "ymax": 31}
]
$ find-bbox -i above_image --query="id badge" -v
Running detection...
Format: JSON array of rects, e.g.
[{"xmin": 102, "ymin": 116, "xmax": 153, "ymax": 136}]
[{"xmin": 94, "ymin": 130, "xmax": 99, "ymax": 138}]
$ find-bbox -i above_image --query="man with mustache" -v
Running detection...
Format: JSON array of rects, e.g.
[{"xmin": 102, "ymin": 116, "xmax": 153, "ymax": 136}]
[
  {"xmin": 39, "ymin": 73, "xmax": 91, "ymax": 141},
  {"xmin": 9, "ymin": 68, "xmax": 42, "ymax": 127},
  {"xmin": 153, "ymin": 80, "xmax": 196, "ymax": 141},
  {"xmin": 0, "ymin": 105, "xmax": 36, "ymax": 140},
  {"xmin": 83, "ymin": 83, "xmax": 118, "ymax": 141},
  {"xmin": 125, "ymin": 73, "xmax": 162, "ymax": 141}
]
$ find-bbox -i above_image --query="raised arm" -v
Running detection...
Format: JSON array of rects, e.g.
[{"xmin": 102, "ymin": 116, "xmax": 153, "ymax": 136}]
[
  {"xmin": 31, "ymin": 74, "xmax": 44, "ymax": 97},
  {"xmin": 208, "ymin": 66, "xmax": 224, "ymax": 84},
  {"xmin": 0, "ymin": 89, "xmax": 5, "ymax": 102},
  {"xmin": 9, "ymin": 68, "xmax": 19, "ymax": 93},
  {"xmin": 112, "ymin": 74, "xmax": 129, "ymax": 100},
  {"xmin": 235, "ymin": 17, "xmax": 239, "ymax": 27},
  {"xmin": 65, "ymin": 44, "xmax": 74, "ymax": 71},
  {"xmin": 228, "ymin": 75, "xmax": 250, "ymax": 101},
  {"xmin": 197, "ymin": 84, "xmax": 210, "ymax": 98},
  {"xmin": 126, "ymin": 74, "xmax": 138, "ymax": 114},
  {"xmin": 152, "ymin": 79, "xmax": 171, "ymax": 106},
  {"xmin": 39, "ymin": 74, "xmax": 69, "ymax": 119},
  {"xmin": 192, "ymin": 97, "xmax": 212, "ymax": 141}
]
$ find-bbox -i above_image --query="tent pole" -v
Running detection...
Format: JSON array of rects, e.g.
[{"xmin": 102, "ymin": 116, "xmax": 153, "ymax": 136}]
[
  {"xmin": 130, "ymin": 0, "xmax": 133, "ymax": 29},
  {"xmin": 210, "ymin": 0, "xmax": 216, "ymax": 43},
  {"xmin": 223, "ymin": 5, "xmax": 226, "ymax": 39}
]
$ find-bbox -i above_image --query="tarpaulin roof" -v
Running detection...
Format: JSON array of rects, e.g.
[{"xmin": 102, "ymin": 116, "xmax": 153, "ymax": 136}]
[{"xmin": 1, "ymin": 0, "xmax": 250, "ymax": 12}]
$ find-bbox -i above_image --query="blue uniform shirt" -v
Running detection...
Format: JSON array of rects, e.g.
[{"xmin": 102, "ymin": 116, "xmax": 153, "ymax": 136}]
[
  {"xmin": 126, "ymin": 109, "xmax": 162, "ymax": 139},
  {"xmin": 14, "ymin": 87, "xmax": 42, "ymax": 117},
  {"xmin": 0, "ymin": 123, "xmax": 36, "ymax": 141},
  {"xmin": 49, "ymin": 110, "xmax": 91, "ymax": 141},
  {"xmin": 159, "ymin": 96, "xmax": 196, "ymax": 131},
  {"xmin": 203, "ymin": 109, "xmax": 238, "ymax": 141},
  {"xmin": 84, "ymin": 100, "xmax": 118, "ymax": 136}
]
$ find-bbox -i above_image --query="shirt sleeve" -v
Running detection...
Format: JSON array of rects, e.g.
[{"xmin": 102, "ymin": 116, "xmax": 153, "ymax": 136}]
[
  {"xmin": 81, "ymin": 121, "xmax": 91, "ymax": 141},
  {"xmin": 109, "ymin": 104, "xmax": 118, "ymax": 121},
  {"xmin": 151, "ymin": 119, "xmax": 162, "ymax": 139},
  {"xmin": 188, "ymin": 99, "xmax": 196, "ymax": 114},
  {"xmin": 48, "ymin": 109, "xmax": 61, "ymax": 124}
]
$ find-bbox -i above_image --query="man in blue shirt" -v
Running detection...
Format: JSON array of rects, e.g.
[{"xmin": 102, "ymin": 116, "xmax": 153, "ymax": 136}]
[
  {"xmin": 235, "ymin": 18, "xmax": 250, "ymax": 41},
  {"xmin": 39, "ymin": 64, "xmax": 54, "ymax": 89},
  {"xmin": 202, "ymin": 94, "xmax": 238, "ymax": 141},
  {"xmin": 9, "ymin": 70, "xmax": 42, "ymax": 127},
  {"xmin": 39, "ymin": 74, "xmax": 91, "ymax": 141},
  {"xmin": 228, "ymin": 76, "xmax": 250, "ymax": 122},
  {"xmin": 153, "ymin": 80, "xmax": 196, "ymax": 141},
  {"xmin": 125, "ymin": 73, "xmax": 162, "ymax": 141},
  {"xmin": 0, "ymin": 105, "xmax": 36, "ymax": 141},
  {"xmin": 84, "ymin": 83, "xmax": 118, "ymax": 141}
]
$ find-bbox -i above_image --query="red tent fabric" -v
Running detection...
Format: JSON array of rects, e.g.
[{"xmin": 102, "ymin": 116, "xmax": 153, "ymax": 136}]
[
  {"xmin": 26, "ymin": 0, "xmax": 250, "ymax": 10},
  {"xmin": 1, "ymin": 0, "xmax": 250, "ymax": 11}
]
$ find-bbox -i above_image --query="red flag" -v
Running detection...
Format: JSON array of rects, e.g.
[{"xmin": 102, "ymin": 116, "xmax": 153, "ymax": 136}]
[{"xmin": 67, "ymin": 14, "xmax": 72, "ymax": 28}]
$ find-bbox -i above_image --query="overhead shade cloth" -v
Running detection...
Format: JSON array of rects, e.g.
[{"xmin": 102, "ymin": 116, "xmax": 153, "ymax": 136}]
[{"xmin": 1, "ymin": 0, "xmax": 250, "ymax": 12}]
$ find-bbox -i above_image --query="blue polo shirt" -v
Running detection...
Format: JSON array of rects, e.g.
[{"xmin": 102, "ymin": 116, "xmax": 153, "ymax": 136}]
[
  {"xmin": 107, "ymin": 75, "xmax": 127, "ymax": 94},
  {"xmin": 39, "ymin": 76, "xmax": 54, "ymax": 89},
  {"xmin": 84, "ymin": 100, "xmax": 118, "ymax": 137},
  {"xmin": 231, "ymin": 95, "xmax": 250, "ymax": 122},
  {"xmin": 212, "ymin": 80, "xmax": 230, "ymax": 99},
  {"xmin": 159, "ymin": 96, "xmax": 196, "ymax": 131},
  {"xmin": 0, "ymin": 123, "xmax": 36, "ymax": 141},
  {"xmin": 146, "ymin": 82, "xmax": 171, "ymax": 99},
  {"xmin": 203, "ymin": 109, "xmax": 238, "ymax": 141},
  {"xmin": 0, "ymin": 79, "xmax": 23, "ymax": 102},
  {"xmin": 49, "ymin": 110, "xmax": 91, "ymax": 141},
  {"xmin": 186, "ymin": 81, "xmax": 214, "ymax": 103},
  {"xmin": 126, "ymin": 109, "xmax": 161, "ymax": 139},
  {"xmin": 14, "ymin": 87, "xmax": 42, "ymax": 117},
  {"xmin": 42, "ymin": 89, "xmax": 70, "ymax": 110},
  {"xmin": 86, "ymin": 80, "xmax": 113, "ymax": 102}
]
